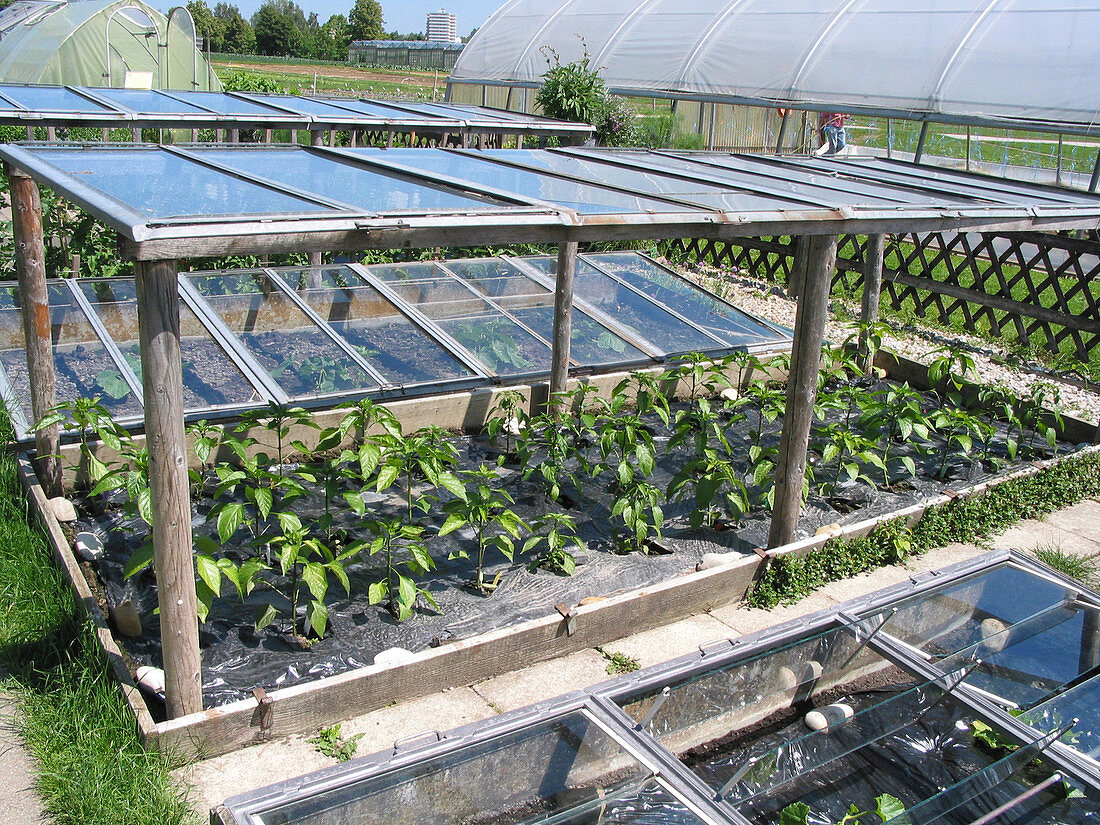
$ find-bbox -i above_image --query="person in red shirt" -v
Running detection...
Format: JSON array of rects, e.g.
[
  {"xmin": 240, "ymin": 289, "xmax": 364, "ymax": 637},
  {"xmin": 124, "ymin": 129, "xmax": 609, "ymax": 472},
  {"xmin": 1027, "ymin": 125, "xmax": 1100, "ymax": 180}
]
[{"xmin": 818, "ymin": 111, "xmax": 849, "ymax": 155}]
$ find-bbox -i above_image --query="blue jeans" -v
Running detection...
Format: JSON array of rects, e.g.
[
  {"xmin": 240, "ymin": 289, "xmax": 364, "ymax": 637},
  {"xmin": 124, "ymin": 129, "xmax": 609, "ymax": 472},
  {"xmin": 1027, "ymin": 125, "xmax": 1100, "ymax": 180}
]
[{"xmin": 823, "ymin": 124, "xmax": 847, "ymax": 154}]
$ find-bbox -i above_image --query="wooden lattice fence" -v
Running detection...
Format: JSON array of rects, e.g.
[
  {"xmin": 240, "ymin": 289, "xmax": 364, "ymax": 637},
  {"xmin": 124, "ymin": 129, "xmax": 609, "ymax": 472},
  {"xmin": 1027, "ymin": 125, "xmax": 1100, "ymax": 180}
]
[{"xmin": 664, "ymin": 232, "xmax": 1100, "ymax": 363}]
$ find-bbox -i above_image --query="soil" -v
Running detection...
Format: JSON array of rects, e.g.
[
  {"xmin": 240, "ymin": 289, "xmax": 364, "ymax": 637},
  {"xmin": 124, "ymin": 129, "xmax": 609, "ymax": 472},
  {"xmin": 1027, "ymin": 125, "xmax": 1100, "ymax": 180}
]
[{"xmin": 72, "ymin": 381, "xmax": 1075, "ymax": 709}]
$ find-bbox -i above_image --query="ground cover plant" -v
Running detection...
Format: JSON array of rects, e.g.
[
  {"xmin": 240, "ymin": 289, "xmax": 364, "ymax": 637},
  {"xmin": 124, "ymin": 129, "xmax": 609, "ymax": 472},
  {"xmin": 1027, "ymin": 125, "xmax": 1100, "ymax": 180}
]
[{"xmin": 44, "ymin": 337, "xmax": 1080, "ymax": 705}]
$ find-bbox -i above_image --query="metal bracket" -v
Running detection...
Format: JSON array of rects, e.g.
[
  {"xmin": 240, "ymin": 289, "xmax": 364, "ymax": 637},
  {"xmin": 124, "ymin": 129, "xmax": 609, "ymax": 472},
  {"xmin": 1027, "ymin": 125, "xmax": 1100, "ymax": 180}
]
[
  {"xmin": 251, "ymin": 687, "xmax": 274, "ymax": 738},
  {"xmin": 556, "ymin": 602, "xmax": 578, "ymax": 636},
  {"xmin": 635, "ymin": 686, "xmax": 671, "ymax": 731},
  {"xmin": 393, "ymin": 729, "xmax": 443, "ymax": 756},
  {"xmin": 699, "ymin": 638, "xmax": 733, "ymax": 657}
]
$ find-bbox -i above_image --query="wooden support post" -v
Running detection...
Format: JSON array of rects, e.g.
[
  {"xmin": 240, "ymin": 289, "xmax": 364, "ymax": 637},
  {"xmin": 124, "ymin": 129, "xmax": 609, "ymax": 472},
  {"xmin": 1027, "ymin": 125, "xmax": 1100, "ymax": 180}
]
[
  {"xmin": 135, "ymin": 259, "xmax": 202, "ymax": 718},
  {"xmin": 774, "ymin": 109, "xmax": 791, "ymax": 155},
  {"xmin": 264, "ymin": 128, "xmax": 272, "ymax": 144},
  {"xmin": 788, "ymin": 236, "xmax": 808, "ymax": 298},
  {"xmin": 190, "ymin": 128, "xmax": 198, "ymax": 142},
  {"xmin": 859, "ymin": 233, "xmax": 886, "ymax": 375},
  {"xmin": 102, "ymin": 127, "xmax": 110, "ymax": 142},
  {"xmin": 548, "ymin": 241, "xmax": 578, "ymax": 414},
  {"xmin": 46, "ymin": 126, "xmax": 56, "ymax": 141},
  {"xmin": 310, "ymin": 130, "xmax": 323, "ymax": 147},
  {"xmin": 6, "ymin": 163, "xmax": 61, "ymax": 497},
  {"xmin": 308, "ymin": 251, "xmax": 322, "ymax": 268},
  {"xmin": 227, "ymin": 128, "xmax": 238, "ymax": 144},
  {"xmin": 767, "ymin": 235, "xmax": 838, "ymax": 550},
  {"xmin": 914, "ymin": 121, "xmax": 929, "ymax": 163}
]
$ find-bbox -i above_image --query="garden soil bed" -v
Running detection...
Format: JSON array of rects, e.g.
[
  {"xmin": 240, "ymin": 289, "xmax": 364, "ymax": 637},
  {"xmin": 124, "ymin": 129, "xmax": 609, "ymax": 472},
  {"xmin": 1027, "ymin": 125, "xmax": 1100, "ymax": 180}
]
[{"xmin": 69, "ymin": 375, "xmax": 1082, "ymax": 713}]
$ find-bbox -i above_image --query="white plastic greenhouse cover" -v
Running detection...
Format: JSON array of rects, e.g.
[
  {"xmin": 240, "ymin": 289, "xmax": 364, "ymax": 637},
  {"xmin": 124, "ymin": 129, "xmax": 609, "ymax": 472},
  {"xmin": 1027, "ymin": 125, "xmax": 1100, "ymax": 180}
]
[{"xmin": 450, "ymin": 0, "xmax": 1100, "ymax": 128}]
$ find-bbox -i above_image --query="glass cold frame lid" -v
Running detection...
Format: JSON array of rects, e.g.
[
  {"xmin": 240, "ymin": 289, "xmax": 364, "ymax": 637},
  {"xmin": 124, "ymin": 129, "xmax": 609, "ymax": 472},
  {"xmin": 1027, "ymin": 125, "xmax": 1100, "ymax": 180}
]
[
  {"xmin": 586, "ymin": 253, "xmax": 787, "ymax": 346},
  {"xmin": 0, "ymin": 85, "xmax": 115, "ymax": 114},
  {"xmin": 186, "ymin": 270, "xmax": 378, "ymax": 397},
  {"xmin": 524, "ymin": 256, "xmax": 725, "ymax": 355},
  {"xmin": 74, "ymin": 279, "xmax": 261, "ymax": 409},
  {"xmin": 274, "ymin": 266, "xmax": 475, "ymax": 385},
  {"xmin": 242, "ymin": 710, "xmax": 705, "ymax": 825},
  {"xmin": 0, "ymin": 282, "xmax": 142, "ymax": 420},
  {"xmin": 370, "ymin": 261, "xmax": 552, "ymax": 376},
  {"xmin": 439, "ymin": 259, "xmax": 647, "ymax": 366},
  {"xmin": 191, "ymin": 147, "xmax": 500, "ymax": 214},
  {"xmin": 89, "ymin": 88, "xmax": 212, "ymax": 115}
]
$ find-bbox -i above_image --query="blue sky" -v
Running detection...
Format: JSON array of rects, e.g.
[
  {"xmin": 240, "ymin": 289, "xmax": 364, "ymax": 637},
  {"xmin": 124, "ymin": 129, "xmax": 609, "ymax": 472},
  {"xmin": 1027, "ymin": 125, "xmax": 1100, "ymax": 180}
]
[{"xmin": 157, "ymin": 0, "xmax": 504, "ymax": 38}]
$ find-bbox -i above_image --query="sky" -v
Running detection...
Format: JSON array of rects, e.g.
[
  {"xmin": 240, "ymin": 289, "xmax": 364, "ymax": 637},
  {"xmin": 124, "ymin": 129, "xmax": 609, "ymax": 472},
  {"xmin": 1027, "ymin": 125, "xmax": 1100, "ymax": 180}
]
[{"xmin": 159, "ymin": 0, "xmax": 505, "ymax": 38}]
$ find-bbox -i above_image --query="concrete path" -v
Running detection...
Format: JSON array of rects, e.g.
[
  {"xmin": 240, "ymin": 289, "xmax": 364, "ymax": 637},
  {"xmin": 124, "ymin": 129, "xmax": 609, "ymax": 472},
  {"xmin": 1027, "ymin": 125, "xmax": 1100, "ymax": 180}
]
[
  {"xmin": 175, "ymin": 497, "xmax": 1100, "ymax": 818},
  {"xmin": 0, "ymin": 682, "xmax": 48, "ymax": 825}
]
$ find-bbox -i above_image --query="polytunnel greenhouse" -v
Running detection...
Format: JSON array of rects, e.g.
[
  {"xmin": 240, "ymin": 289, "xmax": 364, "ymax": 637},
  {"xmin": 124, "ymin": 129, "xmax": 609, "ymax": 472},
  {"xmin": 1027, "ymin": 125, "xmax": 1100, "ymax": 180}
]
[
  {"xmin": 0, "ymin": 252, "xmax": 790, "ymax": 439},
  {"xmin": 218, "ymin": 550, "xmax": 1100, "ymax": 825}
]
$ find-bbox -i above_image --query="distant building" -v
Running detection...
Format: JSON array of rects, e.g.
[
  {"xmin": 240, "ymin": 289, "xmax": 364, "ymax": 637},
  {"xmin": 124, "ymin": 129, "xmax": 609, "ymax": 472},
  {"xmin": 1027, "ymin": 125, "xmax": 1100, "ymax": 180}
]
[
  {"xmin": 348, "ymin": 40, "xmax": 463, "ymax": 71},
  {"xmin": 425, "ymin": 9, "xmax": 458, "ymax": 44}
]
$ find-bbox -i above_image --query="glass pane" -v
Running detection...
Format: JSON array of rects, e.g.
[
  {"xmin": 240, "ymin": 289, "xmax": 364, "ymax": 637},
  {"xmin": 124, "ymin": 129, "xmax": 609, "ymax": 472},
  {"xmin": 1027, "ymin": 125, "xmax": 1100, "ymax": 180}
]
[
  {"xmin": 276, "ymin": 266, "xmax": 475, "ymax": 385},
  {"xmin": 193, "ymin": 148, "xmax": 498, "ymax": 213},
  {"xmin": 1021, "ymin": 670, "xmax": 1100, "ymax": 759},
  {"xmin": 862, "ymin": 564, "xmax": 1074, "ymax": 657},
  {"xmin": 341, "ymin": 148, "xmax": 696, "ymax": 215},
  {"xmin": 0, "ymin": 84, "xmax": 116, "ymax": 113},
  {"xmin": 75, "ymin": 279, "xmax": 261, "ymax": 409},
  {"xmin": 169, "ymin": 90, "xmax": 287, "ymax": 117},
  {"xmin": 33, "ymin": 147, "xmax": 331, "ymax": 220},
  {"xmin": 586, "ymin": 253, "xmax": 787, "ymax": 346},
  {"xmin": 486, "ymin": 149, "xmax": 796, "ymax": 211},
  {"xmin": 327, "ymin": 99, "xmax": 439, "ymax": 120},
  {"xmin": 442, "ymin": 259, "xmax": 646, "ymax": 366},
  {"xmin": 248, "ymin": 711, "xmax": 701, "ymax": 825},
  {"xmin": 187, "ymin": 270, "xmax": 377, "ymax": 396},
  {"xmin": 239, "ymin": 94, "xmax": 370, "ymax": 119},
  {"xmin": 91, "ymin": 88, "xmax": 211, "ymax": 115},
  {"xmin": 370, "ymin": 262, "xmax": 551, "ymax": 376},
  {"xmin": 525, "ymin": 256, "xmax": 723, "ymax": 354},
  {"xmin": 0, "ymin": 282, "xmax": 141, "ymax": 418}
]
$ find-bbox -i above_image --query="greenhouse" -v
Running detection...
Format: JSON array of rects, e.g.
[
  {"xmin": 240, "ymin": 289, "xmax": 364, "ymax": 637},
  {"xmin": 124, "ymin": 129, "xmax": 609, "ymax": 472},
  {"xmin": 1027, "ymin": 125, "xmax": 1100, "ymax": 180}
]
[
  {"xmin": 0, "ymin": 0, "xmax": 219, "ymax": 90},
  {"xmin": 218, "ymin": 550, "xmax": 1100, "ymax": 825},
  {"xmin": 0, "ymin": 252, "xmax": 789, "ymax": 440}
]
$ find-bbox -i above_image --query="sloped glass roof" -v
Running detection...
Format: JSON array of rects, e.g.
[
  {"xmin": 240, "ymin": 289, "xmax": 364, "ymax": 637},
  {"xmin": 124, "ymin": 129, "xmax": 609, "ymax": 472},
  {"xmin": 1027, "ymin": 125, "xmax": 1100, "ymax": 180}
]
[{"xmin": 1, "ymin": 252, "xmax": 789, "ymax": 439}]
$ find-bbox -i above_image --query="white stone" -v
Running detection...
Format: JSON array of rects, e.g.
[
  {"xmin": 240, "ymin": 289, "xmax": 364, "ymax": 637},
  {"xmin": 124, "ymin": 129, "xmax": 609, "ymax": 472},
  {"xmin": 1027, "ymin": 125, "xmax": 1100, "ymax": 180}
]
[
  {"xmin": 815, "ymin": 522, "xmax": 843, "ymax": 538},
  {"xmin": 804, "ymin": 703, "xmax": 854, "ymax": 732},
  {"xmin": 777, "ymin": 660, "xmax": 823, "ymax": 690},
  {"xmin": 720, "ymin": 387, "xmax": 740, "ymax": 402},
  {"xmin": 980, "ymin": 617, "xmax": 1009, "ymax": 652},
  {"xmin": 373, "ymin": 647, "xmax": 415, "ymax": 667},
  {"xmin": 74, "ymin": 531, "xmax": 103, "ymax": 561},
  {"xmin": 48, "ymin": 497, "xmax": 77, "ymax": 522},
  {"xmin": 696, "ymin": 552, "xmax": 736, "ymax": 571},
  {"xmin": 135, "ymin": 665, "xmax": 165, "ymax": 697}
]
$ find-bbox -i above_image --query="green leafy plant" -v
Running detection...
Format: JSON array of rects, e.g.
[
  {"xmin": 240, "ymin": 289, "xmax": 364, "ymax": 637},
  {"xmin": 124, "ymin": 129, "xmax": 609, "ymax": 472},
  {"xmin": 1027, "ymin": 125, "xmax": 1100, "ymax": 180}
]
[
  {"xmin": 484, "ymin": 389, "xmax": 526, "ymax": 457},
  {"xmin": 89, "ymin": 437, "xmax": 152, "ymax": 525},
  {"xmin": 187, "ymin": 419, "xmax": 222, "ymax": 479},
  {"xmin": 453, "ymin": 319, "xmax": 531, "ymax": 372},
  {"xmin": 927, "ymin": 343, "xmax": 976, "ymax": 405},
  {"xmin": 929, "ymin": 405, "xmax": 992, "ymax": 480},
  {"xmin": 33, "ymin": 396, "xmax": 127, "ymax": 488},
  {"xmin": 371, "ymin": 418, "xmax": 463, "ymax": 522},
  {"xmin": 352, "ymin": 512, "xmax": 438, "ymax": 622},
  {"xmin": 596, "ymin": 646, "xmax": 639, "ymax": 675},
  {"xmin": 308, "ymin": 723, "xmax": 364, "ymax": 762},
  {"xmin": 440, "ymin": 464, "xmax": 528, "ymax": 593},
  {"xmin": 94, "ymin": 368, "xmax": 131, "ymax": 402},
  {"xmin": 1033, "ymin": 543, "xmax": 1098, "ymax": 586},
  {"xmin": 857, "ymin": 383, "xmax": 929, "ymax": 487},
  {"xmin": 526, "ymin": 512, "xmax": 584, "ymax": 576},
  {"xmin": 610, "ymin": 478, "xmax": 665, "ymax": 554},
  {"xmin": 780, "ymin": 794, "xmax": 905, "ymax": 825}
]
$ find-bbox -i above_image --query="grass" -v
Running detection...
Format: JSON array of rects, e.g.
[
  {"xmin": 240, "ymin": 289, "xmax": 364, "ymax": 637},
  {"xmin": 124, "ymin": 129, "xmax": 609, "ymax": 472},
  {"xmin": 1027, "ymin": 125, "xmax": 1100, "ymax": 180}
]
[
  {"xmin": 211, "ymin": 59, "xmax": 440, "ymax": 98},
  {"xmin": 596, "ymin": 646, "xmax": 640, "ymax": 675},
  {"xmin": 0, "ymin": 417, "xmax": 197, "ymax": 825},
  {"xmin": 1032, "ymin": 543, "xmax": 1099, "ymax": 586}
]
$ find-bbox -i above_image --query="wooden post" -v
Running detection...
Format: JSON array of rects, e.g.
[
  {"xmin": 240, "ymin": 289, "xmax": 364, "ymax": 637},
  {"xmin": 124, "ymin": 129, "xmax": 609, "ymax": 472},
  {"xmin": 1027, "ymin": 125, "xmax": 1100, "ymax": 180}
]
[
  {"xmin": 135, "ymin": 259, "xmax": 202, "ymax": 718},
  {"xmin": 549, "ymin": 241, "xmax": 578, "ymax": 414},
  {"xmin": 858, "ymin": 233, "xmax": 886, "ymax": 375},
  {"xmin": 788, "ymin": 236, "xmax": 808, "ymax": 298},
  {"xmin": 227, "ymin": 128, "xmax": 239, "ymax": 144},
  {"xmin": 774, "ymin": 109, "xmax": 791, "ymax": 155},
  {"xmin": 6, "ymin": 163, "xmax": 61, "ymax": 497},
  {"xmin": 311, "ymin": 130, "xmax": 323, "ymax": 147},
  {"xmin": 767, "ymin": 235, "xmax": 838, "ymax": 550},
  {"xmin": 914, "ymin": 122, "xmax": 929, "ymax": 163}
]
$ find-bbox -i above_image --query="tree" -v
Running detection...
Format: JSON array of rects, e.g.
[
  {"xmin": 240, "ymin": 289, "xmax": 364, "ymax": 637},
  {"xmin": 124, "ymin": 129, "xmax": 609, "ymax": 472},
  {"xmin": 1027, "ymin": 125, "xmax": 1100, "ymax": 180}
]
[
  {"xmin": 314, "ymin": 14, "xmax": 350, "ymax": 61},
  {"xmin": 187, "ymin": 0, "xmax": 222, "ymax": 50},
  {"xmin": 535, "ymin": 46, "xmax": 637, "ymax": 146},
  {"xmin": 215, "ymin": 3, "xmax": 256, "ymax": 54},
  {"xmin": 251, "ymin": 0, "xmax": 307, "ymax": 56},
  {"xmin": 348, "ymin": 0, "xmax": 384, "ymax": 42}
]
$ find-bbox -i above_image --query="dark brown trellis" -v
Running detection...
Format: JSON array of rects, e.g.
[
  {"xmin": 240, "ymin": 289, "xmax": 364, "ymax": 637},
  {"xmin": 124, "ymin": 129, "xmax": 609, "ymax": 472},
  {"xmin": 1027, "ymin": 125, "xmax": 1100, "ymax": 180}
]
[{"xmin": 665, "ymin": 230, "xmax": 1100, "ymax": 362}]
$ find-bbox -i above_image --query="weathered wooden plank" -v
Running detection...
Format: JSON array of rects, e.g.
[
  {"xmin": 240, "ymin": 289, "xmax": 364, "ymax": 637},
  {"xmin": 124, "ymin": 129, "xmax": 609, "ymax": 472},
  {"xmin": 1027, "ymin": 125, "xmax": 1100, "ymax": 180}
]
[
  {"xmin": 136, "ymin": 259, "xmax": 202, "ymax": 718},
  {"xmin": 549, "ymin": 240, "xmax": 578, "ymax": 408},
  {"xmin": 859, "ymin": 233, "xmax": 885, "ymax": 375}
]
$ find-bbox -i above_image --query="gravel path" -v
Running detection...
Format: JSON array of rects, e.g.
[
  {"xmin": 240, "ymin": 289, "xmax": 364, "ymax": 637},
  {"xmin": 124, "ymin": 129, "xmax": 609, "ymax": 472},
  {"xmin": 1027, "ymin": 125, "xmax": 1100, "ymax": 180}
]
[{"xmin": 665, "ymin": 256, "xmax": 1100, "ymax": 426}]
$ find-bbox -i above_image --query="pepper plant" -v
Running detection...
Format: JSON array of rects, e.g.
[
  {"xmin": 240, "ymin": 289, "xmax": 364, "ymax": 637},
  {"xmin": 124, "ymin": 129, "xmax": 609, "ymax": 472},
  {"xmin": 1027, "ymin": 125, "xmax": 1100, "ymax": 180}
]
[
  {"xmin": 33, "ymin": 396, "xmax": 127, "ymax": 489},
  {"xmin": 349, "ymin": 509, "xmax": 438, "ymax": 621},
  {"xmin": 610, "ymin": 478, "xmax": 665, "ymax": 554},
  {"xmin": 527, "ymin": 511, "xmax": 584, "ymax": 576}
]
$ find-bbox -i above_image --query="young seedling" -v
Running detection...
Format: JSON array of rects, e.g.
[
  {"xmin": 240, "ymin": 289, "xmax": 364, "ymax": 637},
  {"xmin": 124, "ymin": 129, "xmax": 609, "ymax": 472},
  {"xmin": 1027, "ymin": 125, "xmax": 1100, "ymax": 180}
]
[
  {"xmin": 780, "ymin": 794, "xmax": 905, "ymax": 825},
  {"xmin": 526, "ymin": 511, "xmax": 584, "ymax": 576},
  {"xmin": 308, "ymin": 724, "xmax": 364, "ymax": 762},
  {"xmin": 33, "ymin": 396, "xmax": 127, "ymax": 489},
  {"xmin": 929, "ymin": 405, "xmax": 991, "ymax": 480},
  {"xmin": 440, "ymin": 464, "xmax": 528, "ymax": 594},
  {"xmin": 611, "ymin": 477, "xmax": 665, "ymax": 554},
  {"xmin": 351, "ymin": 509, "xmax": 439, "ymax": 621},
  {"xmin": 484, "ymin": 389, "xmax": 526, "ymax": 458}
]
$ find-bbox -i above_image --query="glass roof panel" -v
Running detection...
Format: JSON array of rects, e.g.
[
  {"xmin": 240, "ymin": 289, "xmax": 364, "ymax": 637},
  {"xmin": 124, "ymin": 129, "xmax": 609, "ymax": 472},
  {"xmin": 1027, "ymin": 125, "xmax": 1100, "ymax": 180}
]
[
  {"xmin": 586, "ymin": 253, "xmax": 786, "ymax": 346},
  {"xmin": 191, "ymin": 147, "xmax": 501, "ymax": 213},
  {"xmin": 244, "ymin": 710, "xmax": 699, "ymax": 825},
  {"xmin": 186, "ymin": 270, "xmax": 378, "ymax": 397},
  {"xmin": 0, "ymin": 282, "xmax": 142, "ymax": 419},
  {"xmin": 370, "ymin": 262, "xmax": 551, "ymax": 376},
  {"xmin": 0, "ymin": 84, "xmax": 115, "ymax": 113},
  {"xmin": 90, "ymin": 89, "xmax": 211, "ymax": 115},
  {"xmin": 0, "ymin": 95, "xmax": 19, "ymax": 111},
  {"xmin": 862, "ymin": 564, "xmax": 1073, "ymax": 657},
  {"xmin": 74, "ymin": 279, "xmax": 261, "ymax": 409},
  {"xmin": 238, "ymin": 94, "xmax": 367, "ymax": 119},
  {"xmin": 275, "ymin": 266, "xmax": 476, "ymax": 385},
  {"xmin": 442, "ymin": 259, "xmax": 646, "ymax": 366},
  {"xmin": 31, "ymin": 147, "xmax": 332, "ymax": 220},
  {"xmin": 525, "ymin": 256, "xmax": 723, "ymax": 354},
  {"xmin": 481, "ymin": 149, "xmax": 802, "ymax": 211},
  {"xmin": 169, "ymin": 90, "xmax": 289, "ymax": 117},
  {"xmin": 1020, "ymin": 670, "xmax": 1100, "ymax": 759},
  {"xmin": 327, "ymin": 99, "xmax": 439, "ymax": 120},
  {"xmin": 340, "ymin": 148, "xmax": 696, "ymax": 215}
]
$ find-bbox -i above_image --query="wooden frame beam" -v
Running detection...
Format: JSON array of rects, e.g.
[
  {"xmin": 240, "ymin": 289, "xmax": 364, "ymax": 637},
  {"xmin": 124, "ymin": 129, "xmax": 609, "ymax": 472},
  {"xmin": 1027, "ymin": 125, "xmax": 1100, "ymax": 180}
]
[
  {"xmin": 5, "ymin": 162, "xmax": 61, "ymax": 497},
  {"xmin": 549, "ymin": 240, "xmax": 579, "ymax": 413},
  {"xmin": 859, "ymin": 233, "xmax": 886, "ymax": 374},
  {"xmin": 135, "ymin": 258, "xmax": 202, "ymax": 718},
  {"xmin": 768, "ymin": 235, "xmax": 838, "ymax": 549}
]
